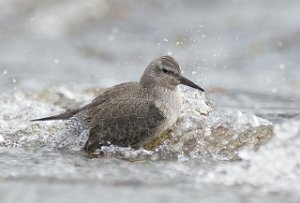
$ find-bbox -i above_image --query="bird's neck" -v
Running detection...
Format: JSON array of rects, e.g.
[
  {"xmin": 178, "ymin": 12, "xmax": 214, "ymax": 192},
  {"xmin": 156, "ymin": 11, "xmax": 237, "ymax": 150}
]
[
  {"xmin": 140, "ymin": 77, "xmax": 177, "ymax": 92},
  {"xmin": 149, "ymin": 86, "xmax": 180, "ymax": 100},
  {"xmin": 140, "ymin": 74, "xmax": 155, "ymax": 89}
]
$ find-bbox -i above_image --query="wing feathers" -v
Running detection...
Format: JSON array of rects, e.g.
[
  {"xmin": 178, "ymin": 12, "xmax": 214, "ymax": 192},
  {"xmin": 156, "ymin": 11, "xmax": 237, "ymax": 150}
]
[
  {"xmin": 84, "ymin": 99, "xmax": 165, "ymax": 152},
  {"xmin": 31, "ymin": 108, "xmax": 81, "ymax": 122}
]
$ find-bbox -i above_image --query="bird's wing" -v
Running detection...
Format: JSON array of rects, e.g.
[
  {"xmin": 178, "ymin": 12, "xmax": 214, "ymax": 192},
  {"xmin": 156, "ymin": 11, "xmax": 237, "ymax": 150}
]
[
  {"xmin": 87, "ymin": 82, "xmax": 140, "ymax": 109},
  {"xmin": 31, "ymin": 82, "xmax": 139, "ymax": 122},
  {"xmin": 83, "ymin": 98, "xmax": 165, "ymax": 152}
]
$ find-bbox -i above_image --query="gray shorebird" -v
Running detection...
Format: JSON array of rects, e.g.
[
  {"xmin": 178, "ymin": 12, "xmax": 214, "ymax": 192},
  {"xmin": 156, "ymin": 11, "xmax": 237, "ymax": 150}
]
[{"xmin": 32, "ymin": 56, "xmax": 204, "ymax": 152}]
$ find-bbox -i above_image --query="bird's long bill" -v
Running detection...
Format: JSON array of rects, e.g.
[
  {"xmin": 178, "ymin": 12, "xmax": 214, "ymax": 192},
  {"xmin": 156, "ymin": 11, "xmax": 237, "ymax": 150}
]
[{"xmin": 180, "ymin": 76, "xmax": 205, "ymax": 92}]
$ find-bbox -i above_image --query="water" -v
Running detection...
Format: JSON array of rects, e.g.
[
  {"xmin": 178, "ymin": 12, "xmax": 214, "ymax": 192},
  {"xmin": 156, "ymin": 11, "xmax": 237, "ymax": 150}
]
[{"xmin": 1, "ymin": 0, "xmax": 300, "ymax": 202}]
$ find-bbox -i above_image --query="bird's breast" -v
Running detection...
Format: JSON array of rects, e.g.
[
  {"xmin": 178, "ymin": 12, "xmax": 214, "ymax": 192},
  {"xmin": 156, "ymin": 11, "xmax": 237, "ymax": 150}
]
[{"xmin": 154, "ymin": 87, "xmax": 182, "ymax": 132}]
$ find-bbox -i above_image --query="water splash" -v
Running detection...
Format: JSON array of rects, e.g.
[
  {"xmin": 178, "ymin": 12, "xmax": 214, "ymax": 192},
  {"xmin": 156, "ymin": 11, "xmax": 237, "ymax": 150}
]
[
  {"xmin": 203, "ymin": 116, "xmax": 300, "ymax": 194},
  {"xmin": 0, "ymin": 86, "xmax": 273, "ymax": 161}
]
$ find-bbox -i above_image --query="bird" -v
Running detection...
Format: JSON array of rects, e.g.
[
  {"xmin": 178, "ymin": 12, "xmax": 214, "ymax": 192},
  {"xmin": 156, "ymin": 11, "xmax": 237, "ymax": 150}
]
[{"xmin": 32, "ymin": 56, "xmax": 204, "ymax": 153}]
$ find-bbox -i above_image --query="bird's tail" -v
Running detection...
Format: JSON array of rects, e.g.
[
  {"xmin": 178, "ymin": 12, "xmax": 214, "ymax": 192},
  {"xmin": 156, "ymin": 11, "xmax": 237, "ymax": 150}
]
[{"xmin": 31, "ymin": 108, "xmax": 81, "ymax": 122}]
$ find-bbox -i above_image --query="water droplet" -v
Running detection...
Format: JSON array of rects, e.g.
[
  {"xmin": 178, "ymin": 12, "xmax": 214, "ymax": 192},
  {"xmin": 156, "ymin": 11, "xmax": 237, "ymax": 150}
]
[
  {"xmin": 12, "ymin": 78, "xmax": 17, "ymax": 83},
  {"xmin": 3, "ymin": 69, "xmax": 7, "ymax": 75},
  {"xmin": 163, "ymin": 38, "xmax": 169, "ymax": 42},
  {"xmin": 54, "ymin": 59, "xmax": 59, "ymax": 64},
  {"xmin": 167, "ymin": 51, "xmax": 172, "ymax": 55},
  {"xmin": 279, "ymin": 63, "xmax": 285, "ymax": 70},
  {"xmin": 276, "ymin": 41, "xmax": 283, "ymax": 47},
  {"xmin": 107, "ymin": 35, "xmax": 114, "ymax": 41},
  {"xmin": 272, "ymin": 88, "xmax": 278, "ymax": 93}
]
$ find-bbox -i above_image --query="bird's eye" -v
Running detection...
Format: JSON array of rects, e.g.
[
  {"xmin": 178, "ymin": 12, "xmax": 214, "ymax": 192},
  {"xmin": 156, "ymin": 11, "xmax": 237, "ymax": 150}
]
[{"xmin": 162, "ymin": 68, "xmax": 170, "ymax": 74}]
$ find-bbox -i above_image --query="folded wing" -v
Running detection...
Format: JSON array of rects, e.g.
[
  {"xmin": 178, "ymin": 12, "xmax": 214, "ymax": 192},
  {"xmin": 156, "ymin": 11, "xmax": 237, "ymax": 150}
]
[{"xmin": 83, "ymin": 98, "xmax": 165, "ymax": 152}]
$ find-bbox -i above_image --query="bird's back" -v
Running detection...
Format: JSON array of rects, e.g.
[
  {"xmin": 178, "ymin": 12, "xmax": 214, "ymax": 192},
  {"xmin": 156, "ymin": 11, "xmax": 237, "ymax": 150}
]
[{"xmin": 77, "ymin": 82, "xmax": 149, "ymax": 122}]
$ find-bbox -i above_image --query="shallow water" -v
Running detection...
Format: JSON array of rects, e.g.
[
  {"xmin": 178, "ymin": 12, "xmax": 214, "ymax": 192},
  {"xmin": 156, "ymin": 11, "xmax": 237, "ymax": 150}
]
[{"xmin": 1, "ymin": 0, "xmax": 300, "ymax": 203}]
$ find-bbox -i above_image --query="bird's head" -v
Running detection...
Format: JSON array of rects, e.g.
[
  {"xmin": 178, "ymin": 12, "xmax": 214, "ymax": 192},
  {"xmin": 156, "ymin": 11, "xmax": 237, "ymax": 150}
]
[{"xmin": 140, "ymin": 55, "xmax": 204, "ymax": 92}]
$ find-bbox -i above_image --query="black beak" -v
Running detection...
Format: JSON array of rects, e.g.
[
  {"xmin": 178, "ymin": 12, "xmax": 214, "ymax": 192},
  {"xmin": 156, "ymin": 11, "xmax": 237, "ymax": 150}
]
[{"xmin": 180, "ymin": 76, "xmax": 205, "ymax": 92}]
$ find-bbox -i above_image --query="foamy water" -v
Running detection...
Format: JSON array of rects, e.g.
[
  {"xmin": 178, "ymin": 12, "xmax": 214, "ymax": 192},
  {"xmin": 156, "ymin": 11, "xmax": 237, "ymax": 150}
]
[{"xmin": 1, "ymin": 86, "xmax": 299, "ymax": 203}]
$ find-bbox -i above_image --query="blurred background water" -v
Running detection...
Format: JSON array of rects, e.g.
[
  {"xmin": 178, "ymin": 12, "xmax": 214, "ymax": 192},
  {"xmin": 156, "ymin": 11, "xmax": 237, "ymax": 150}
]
[{"xmin": 0, "ymin": 0, "xmax": 300, "ymax": 203}]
